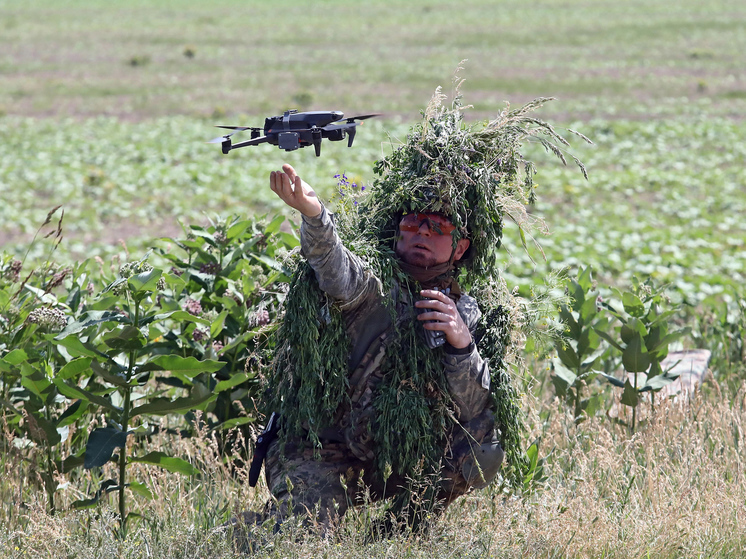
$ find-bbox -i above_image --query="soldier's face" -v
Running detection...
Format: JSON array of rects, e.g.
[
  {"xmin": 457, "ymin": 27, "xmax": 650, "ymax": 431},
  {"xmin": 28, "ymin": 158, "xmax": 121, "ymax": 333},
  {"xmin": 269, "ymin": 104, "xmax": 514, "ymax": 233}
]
[{"xmin": 395, "ymin": 213, "xmax": 470, "ymax": 268}]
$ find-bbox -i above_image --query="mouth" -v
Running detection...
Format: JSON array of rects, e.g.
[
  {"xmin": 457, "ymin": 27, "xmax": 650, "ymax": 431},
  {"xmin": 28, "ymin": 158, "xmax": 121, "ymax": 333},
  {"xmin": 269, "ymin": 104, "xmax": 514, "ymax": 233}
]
[{"xmin": 413, "ymin": 243, "xmax": 431, "ymax": 252}]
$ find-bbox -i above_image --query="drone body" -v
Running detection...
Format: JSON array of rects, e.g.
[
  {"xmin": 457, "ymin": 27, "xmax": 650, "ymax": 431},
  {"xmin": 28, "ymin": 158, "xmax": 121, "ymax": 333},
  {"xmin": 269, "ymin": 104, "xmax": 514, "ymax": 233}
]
[{"xmin": 209, "ymin": 110, "xmax": 377, "ymax": 157}]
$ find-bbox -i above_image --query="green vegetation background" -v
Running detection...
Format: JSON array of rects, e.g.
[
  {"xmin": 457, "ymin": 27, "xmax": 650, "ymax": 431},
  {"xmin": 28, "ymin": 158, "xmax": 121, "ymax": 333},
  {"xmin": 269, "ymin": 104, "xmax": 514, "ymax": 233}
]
[{"xmin": 2, "ymin": 0, "xmax": 745, "ymax": 308}]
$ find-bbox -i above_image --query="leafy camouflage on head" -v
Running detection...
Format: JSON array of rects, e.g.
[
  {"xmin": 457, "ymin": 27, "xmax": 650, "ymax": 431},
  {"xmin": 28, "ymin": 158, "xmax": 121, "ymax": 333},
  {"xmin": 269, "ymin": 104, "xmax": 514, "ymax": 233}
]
[{"xmin": 360, "ymin": 70, "xmax": 589, "ymax": 282}]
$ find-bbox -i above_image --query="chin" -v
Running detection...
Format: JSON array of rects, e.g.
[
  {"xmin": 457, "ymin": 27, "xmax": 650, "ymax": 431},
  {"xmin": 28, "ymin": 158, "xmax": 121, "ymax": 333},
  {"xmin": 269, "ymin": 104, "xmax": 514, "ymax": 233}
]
[{"xmin": 399, "ymin": 253, "xmax": 438, "ymax": 268}]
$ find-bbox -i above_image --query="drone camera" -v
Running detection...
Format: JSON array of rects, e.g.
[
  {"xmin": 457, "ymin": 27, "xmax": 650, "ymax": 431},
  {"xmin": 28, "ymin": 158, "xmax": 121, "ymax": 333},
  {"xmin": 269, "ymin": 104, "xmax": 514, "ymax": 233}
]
[
  {"xmin": 278, "ymin": 132, "xmax": 300, "ymax": 151},
  {"xmin": 326, "ymin": 128, "xmax": 346, "ymax": 142}
]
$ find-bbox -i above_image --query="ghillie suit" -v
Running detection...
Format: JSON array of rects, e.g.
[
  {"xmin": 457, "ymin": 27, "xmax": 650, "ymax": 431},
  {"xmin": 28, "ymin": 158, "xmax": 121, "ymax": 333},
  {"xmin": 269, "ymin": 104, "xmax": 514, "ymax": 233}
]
[{"xmin": 261, "ymin": 74, "xmax": 588, "ymax": 529}]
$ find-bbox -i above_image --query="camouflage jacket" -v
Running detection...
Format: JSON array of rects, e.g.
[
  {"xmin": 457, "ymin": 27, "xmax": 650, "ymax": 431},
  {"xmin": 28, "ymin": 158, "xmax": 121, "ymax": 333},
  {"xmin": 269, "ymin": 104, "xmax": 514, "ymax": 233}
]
[{"xmin": 300, "ymin": 206, "xmax": 491, "ymax": 462}]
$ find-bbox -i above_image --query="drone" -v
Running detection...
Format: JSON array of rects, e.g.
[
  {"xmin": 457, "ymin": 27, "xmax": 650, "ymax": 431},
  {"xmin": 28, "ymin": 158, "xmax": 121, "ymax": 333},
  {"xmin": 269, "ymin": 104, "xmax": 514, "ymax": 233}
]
[{"xmin": 208, "ymin": 110, "xmax": 377, "ymax": 157}]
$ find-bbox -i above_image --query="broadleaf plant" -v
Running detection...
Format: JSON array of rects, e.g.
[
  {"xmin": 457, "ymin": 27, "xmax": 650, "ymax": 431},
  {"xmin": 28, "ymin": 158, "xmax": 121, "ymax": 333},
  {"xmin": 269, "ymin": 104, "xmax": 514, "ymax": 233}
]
[
  {"xmin": 551, "ymin": 267, "xmax": 607, "ymax": 422},
  {"xmin": 595, "ymin": 278, "xmax": 690, "ymax": 433}
]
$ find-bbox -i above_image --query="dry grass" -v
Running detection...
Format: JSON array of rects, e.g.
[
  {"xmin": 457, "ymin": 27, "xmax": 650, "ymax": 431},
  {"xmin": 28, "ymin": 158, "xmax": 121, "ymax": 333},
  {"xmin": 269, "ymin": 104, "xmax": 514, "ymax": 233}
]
[{"xmin": 2, "ymin": 385, "xmax": 746, "ymax": 558}]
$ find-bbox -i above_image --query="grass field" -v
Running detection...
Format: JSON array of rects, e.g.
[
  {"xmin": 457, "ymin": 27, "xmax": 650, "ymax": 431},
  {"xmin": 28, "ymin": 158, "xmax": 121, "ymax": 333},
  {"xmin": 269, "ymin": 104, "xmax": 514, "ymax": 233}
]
[
  {"xmin": 3, "ymin": 0, "xmax": 746, "ymax": 121},
  {"xmin": 2, "ymin": 1, "xmax": 746, "ymax": 557}
]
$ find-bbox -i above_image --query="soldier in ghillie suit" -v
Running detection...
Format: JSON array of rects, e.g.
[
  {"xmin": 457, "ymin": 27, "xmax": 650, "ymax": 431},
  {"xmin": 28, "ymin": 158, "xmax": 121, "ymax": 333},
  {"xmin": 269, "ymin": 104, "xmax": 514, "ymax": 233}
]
[{"xmin": 239, "ymin": 78, "xmax": 588, "ymax": 535}]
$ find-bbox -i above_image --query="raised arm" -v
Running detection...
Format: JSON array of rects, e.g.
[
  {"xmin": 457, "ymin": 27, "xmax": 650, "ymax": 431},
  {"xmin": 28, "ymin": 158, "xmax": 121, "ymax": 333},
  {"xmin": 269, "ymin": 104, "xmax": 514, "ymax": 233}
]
[{"xmin": 269, "ymin": 164, "xmax": 375, "ymax": 305}]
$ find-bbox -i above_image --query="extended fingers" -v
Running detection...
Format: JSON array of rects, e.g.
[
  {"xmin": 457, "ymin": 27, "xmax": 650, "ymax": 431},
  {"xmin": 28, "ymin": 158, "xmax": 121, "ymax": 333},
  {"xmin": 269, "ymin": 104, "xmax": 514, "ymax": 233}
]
[
  {"xmin": 282, "ymin": 163, "xmax": 297, "ymax": 180},
  {"xmin": 270, "ymin": 169, "xmax": 294, "ymax": 198}
]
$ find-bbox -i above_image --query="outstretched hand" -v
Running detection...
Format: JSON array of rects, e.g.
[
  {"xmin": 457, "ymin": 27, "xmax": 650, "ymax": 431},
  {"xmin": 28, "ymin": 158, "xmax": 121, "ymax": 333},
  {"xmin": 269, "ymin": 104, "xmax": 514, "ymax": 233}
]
[
  {"xmin": 415, "ymin": 289, "xmax": 473, "ymax": 349},
  {"xmin": 269, "ymin": 164, "xmax": 322, "ymax": 218}
]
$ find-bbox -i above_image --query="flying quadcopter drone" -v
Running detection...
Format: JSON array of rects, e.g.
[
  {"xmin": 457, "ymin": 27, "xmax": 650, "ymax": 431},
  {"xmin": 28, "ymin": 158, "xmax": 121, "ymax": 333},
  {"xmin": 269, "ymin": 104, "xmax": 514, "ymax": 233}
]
[{"xmin": 208, "ymin": 110, "xmax": 377, "ymax": 157}]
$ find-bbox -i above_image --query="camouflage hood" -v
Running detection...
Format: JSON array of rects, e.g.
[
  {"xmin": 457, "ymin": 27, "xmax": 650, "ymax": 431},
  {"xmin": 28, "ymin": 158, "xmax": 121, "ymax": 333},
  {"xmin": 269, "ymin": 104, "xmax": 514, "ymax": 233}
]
[{"xmin": 357, "ymin": 68, "xmax": 589, "ymax": 284}]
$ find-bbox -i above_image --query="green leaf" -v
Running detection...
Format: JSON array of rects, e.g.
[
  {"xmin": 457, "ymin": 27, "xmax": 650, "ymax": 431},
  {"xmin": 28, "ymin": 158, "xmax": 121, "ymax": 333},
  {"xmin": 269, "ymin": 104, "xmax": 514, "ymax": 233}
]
[
  {"xmin": 23, "ymin": 404, "xmax": 61, "ymax": 446},
  {"xmin": 59, "ymin": 452, "xmax": 86, "ymax": 474},
  {"xmin": 71, "ymin": 479, "xmax": 119, "ymax": 509},
  {"xmin": 278, "ymin": 231, "xmax": 300, "ymax": 248},
  {"xmin": 210, "ymin": 310, "xmax": 228, "ymax": 339},
  {"xmin": 551, "ymin": 359, "xmax": 577, "ymax": 386},
  {"xmin": 138, "ymin": 355, "xmax": 224, "ymax": 377},
  {"xmin": 620, "ymin": 379, "xmax": 639, "ymax": 407},
  {"xmin": 53, "ymin": 336, "xmax": 100, "ymax": 359},
  {"xmin": 526, "ymin": 440, "xmax": 539, "ymax": 471},
  {"xmin": 85, "ymin": 427, "xmax": 129, "ymax": 469},
  {"xmin": 152, "ymin": 310, "xmax": 210, "ymax": 325},
  {"xmin": 580, "ymin": 345, "xmax": 605, "ymax": 368},
  {"xmin": 622, "ymin": 292, "xmax": 645, "ymax": 317},
  {"xmin": 57, "ymin": 357, "xmax": 93, "ymax": 380},
  {"xmin": 264, "ymin": 214, "xmax": 285, "ymax": 235},
  {"xmin": 558, "ymin": 305, "xmax": 580, "ymax": 339},
  {"xmin": 645, "ymin": 375, "xmax": 674, "ymax": 391},
  {"xmin": 104, "ymin": 325, "xmax": 145, "ymax": 351},
  {"xmin": 578, "ymin": 293, "xmax": 599, "ymax": 323},
  {"xmin": 556, "ymin": 341, "xmax": 580, "ymax": 370},
  {"xmin": 102, "ymin": 277, "xmax": 127, "ymax": 294},
  {"xmin": 57, "ymin": 399, "xmax": 89, "ymax": 427},
  {"xmin": 55, "ymin": 310, "xmax": 130, "ymax": 339},
  {"xmin": 647, "ymin": 329, "xmax": 690, "ymax": 356},
  {"xmin": 2, "ymin": 349, "xmax": 28, "ymax": 366},
  {"xmin": 131, "ymin": 382, "xmax": 214, "ymax": 417},
  {"xmin": 90, "ymin": 295, "xmax": 123, "ymax": 310},
  {"xmin": 622, "ymin": 333, "xmax": 651, "ymax": 373},
  {"xmin": 214, "ymin": 372, "xmax": 249, "ymax": 393},
  {"xmin": 599, "ymin": 372, "xmax": 625, "ymax": 388},
  {"xmin": 227, "ymin": 219, "xmax": 251, "ymax": 240},
  {"xmin": 0, "ymin": 398, "xmax": 23, "ymax": 417},
  {"xmin": 215, "ymin": 416, "xmax": 254, "ymax": 431},
  {"xmin": 90, "ymin": 361, "xmax": 129, "ymax": 387},
  {"xmin": 621, "ymin": 318, "xmax": 648, "ymax": 345},
  {"xmin": 576, "ymin": 266, "xmax": 593, "ymax": 292},
  {"xmin": 128, "ymin": 268, "xmax": 162, "ymax": 294},
  {"xmin": 70, "ymin": 498, "xmax": 101, "ymax": 510},
  {"xmin": 20, "ymin": 367, "xmax": 53, "ymax": 399},
  {"xmin": 127, "ymin": 481, "xmax": 153, "ymax": 500},
  {"xmin": 594, "ymin": 328, "xmax": 624, "ymax": 352},
  {"xmin": 53, "ymin": 378, "xmax": 121, "ymax": 412},
  {"xmin": 130, "ymin": 452, "xmax": 198, "ymax": 476},
  {"xmin": 250, "ymin": 253, "xmax": 283, "ymax": 272}
]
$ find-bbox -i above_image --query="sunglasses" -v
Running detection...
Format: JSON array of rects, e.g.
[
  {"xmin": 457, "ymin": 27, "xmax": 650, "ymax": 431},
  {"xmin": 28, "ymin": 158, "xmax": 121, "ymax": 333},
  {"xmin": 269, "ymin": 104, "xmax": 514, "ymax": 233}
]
[{"xmin": 399, "ymin": 213, "xmax": 457, "ymax": 235}]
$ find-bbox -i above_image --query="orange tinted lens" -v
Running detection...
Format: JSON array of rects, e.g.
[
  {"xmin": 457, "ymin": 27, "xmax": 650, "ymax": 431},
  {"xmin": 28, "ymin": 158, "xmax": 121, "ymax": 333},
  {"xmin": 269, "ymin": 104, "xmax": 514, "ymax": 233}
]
[{"xmin": 399, "ymin": 213, "xmax": 456, "ymax": 234}]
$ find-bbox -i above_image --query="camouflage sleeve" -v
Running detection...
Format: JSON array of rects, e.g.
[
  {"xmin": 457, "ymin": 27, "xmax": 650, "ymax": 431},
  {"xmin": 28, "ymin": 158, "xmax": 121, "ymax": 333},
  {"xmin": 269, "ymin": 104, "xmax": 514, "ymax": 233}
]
[
  {"xmin": 443, "ymin": 294, "xmax": 491, "ymax": 422},
  {"xmin": 300, "ymin": 204, "xmax": 378, "ymax": 307}
]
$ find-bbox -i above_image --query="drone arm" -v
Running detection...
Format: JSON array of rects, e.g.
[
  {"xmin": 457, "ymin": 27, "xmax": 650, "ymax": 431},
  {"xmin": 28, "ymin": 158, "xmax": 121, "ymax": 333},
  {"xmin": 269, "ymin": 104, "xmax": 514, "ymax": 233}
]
[{"xmin": 229, "ymin": 136, "xmax": 270, "ymax": 151}]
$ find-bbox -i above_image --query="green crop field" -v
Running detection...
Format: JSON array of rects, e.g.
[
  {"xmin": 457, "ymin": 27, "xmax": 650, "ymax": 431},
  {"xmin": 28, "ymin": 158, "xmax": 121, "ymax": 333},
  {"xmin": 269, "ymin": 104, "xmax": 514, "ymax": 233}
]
[
  {"xmin": 2, "ymin": 0, "xmax": 745, "ymax": 305},
  {"xmin": 2, "ymin": 1, "xmax": 746, "ymax": 557}
]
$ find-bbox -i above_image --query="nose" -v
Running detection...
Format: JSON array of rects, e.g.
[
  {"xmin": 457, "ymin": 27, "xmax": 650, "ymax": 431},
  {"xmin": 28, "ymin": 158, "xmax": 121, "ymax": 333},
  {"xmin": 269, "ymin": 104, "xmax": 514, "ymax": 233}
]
[{"xmin": 417, "ymin": 220, "xmax": 432, "ymax": 235}]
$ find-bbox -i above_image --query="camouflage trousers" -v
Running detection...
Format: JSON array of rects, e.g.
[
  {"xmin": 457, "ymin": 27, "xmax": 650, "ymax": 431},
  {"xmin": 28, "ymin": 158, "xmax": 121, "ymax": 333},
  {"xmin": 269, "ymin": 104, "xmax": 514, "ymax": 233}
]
[{"xmin": 248, "ymin": 407, "xmax": 497, "ymax": 532}]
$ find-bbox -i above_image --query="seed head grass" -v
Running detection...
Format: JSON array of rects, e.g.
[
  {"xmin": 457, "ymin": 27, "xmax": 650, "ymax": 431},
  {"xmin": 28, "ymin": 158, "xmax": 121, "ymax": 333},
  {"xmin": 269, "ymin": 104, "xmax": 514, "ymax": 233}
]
[{"xmin": 2, "ymin": 383, "xmax": 746, "ymax": 557}]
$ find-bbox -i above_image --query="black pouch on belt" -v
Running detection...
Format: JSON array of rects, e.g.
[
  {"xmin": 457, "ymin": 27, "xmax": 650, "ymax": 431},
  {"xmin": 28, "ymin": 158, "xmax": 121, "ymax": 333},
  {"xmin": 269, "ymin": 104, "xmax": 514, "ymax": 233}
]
[{"xmin": 248, "ymin": 412, "xmax": 280, "ymax": 487}]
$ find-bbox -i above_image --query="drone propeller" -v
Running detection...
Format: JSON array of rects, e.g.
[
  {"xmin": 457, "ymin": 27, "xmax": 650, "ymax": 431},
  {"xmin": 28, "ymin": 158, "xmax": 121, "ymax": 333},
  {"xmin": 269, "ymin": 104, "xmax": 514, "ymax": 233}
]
[
  {"xmin": 207, "ymin": 125, "xmax": 262, "ymax": 144},
  {"xmin": 207, "ymin": 125, "xmax": 262, "ymax": 145},
  {"xmin": 215, "ymin": 125, "xmax": 261, "ymax": 132},
  {"xmin": 343, "ymin": 114, "xmax": 379, "ymax": 122}
]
